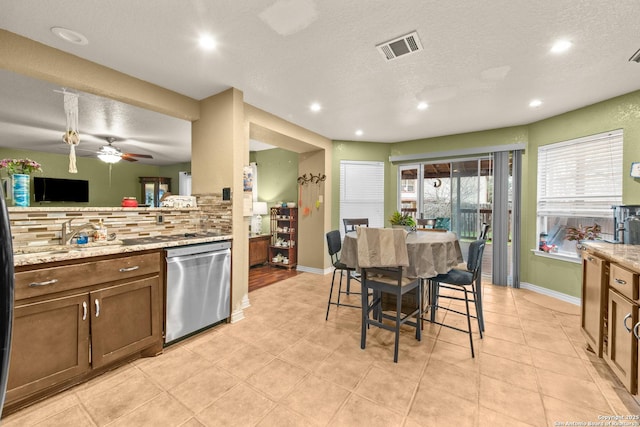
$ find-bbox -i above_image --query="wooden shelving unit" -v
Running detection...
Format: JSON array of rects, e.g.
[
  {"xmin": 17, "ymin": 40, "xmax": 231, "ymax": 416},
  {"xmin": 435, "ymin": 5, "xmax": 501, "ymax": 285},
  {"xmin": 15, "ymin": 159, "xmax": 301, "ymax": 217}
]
[{"xmin": 269, "ymin": 206, "xmax": 297, "ymax": 269}]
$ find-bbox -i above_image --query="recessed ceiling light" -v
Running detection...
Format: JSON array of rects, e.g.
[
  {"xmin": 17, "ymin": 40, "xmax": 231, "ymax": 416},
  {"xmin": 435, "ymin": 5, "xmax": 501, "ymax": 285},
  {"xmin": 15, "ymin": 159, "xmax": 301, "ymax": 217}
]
[
  {"xmin": 50, "ymin": 27, "xmax": 88, "ymax": 45},
  {"xmin": 529, "ymin": 99, "xmax": 543, "ymax": 108},
  {"xmin": 417, "ymin": 102, "xmax": 428, "ymax": 110},
  {"xmin": 198, "ymin": 35, "xmax": 216, "ymax": 50},
  {"xmin": 355, "ymin": 129, "xmax": 363, "ymax": 136},
  {"xmin": 550, "ymin": 39, "xmax": 572, "ymax": 54},
  {"xmin": 310, "ymin": 102, "xmax": 321, "ymax": 112}
]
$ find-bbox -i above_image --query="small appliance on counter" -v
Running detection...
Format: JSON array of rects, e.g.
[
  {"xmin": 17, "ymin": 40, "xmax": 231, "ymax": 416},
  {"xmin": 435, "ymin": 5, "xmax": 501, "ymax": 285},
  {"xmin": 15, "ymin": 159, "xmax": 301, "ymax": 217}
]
[
  {"xmin": 160, "ymin": 195, "xmax": 197, "ymax": 208},
  {"xmin": 611, "ymin": 205, "xmax": 640, "ymax": 244},
  {"xmin": 121, "ymin": 197, "xmax": 138, "ymax": 207}
]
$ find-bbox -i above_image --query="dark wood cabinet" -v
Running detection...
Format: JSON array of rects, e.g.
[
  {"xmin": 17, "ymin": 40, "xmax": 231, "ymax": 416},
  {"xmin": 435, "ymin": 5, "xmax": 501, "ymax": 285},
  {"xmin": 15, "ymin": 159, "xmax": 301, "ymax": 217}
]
[
  {"xmin": 6, "ymin": 293, "xmax": 90, "ymax": 403},
  {"xmin": 139, "ymin": 176, "xmax": 171, "ymax": 207},
  {"xmin": 249, "ymin": 235, "xmax": 270, "ymax": 267},
  {"xmin": 5, "ymin": 251, "xmax": 163, "ymax": 411},
  {"xmin": 90, "ymin": 276, "xmax": 161, "ymax": 368}
]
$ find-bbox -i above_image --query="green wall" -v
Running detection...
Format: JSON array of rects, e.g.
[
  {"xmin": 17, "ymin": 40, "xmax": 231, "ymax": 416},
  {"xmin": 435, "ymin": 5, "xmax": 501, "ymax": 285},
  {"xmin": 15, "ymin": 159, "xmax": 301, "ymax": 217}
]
[
  {"xmin": 251, "ymin": 148, "xmax": 299, "ymax": 233},
  {"xmin": 523, "ymin": 90, "xmax": 640, "ymax": 296},
  {"xmin": 0, "ymin": 147, "xmax": 188, "ymax": 206},
  {"xmin": 331, "ymin": 89, "xmax": 640, "ymax": 298}
]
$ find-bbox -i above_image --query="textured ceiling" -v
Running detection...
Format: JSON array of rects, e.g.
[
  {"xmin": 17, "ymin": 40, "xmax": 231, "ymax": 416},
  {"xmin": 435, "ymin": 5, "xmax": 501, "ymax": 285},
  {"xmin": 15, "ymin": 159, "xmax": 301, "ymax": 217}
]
[{"xmin": 1, "ymin": 0, "xmax": 639, "ymax": 165}]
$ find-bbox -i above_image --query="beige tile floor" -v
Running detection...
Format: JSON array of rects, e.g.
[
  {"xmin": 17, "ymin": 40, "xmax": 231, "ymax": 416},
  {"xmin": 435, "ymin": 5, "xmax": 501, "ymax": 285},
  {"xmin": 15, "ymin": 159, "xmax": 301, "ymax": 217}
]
[{"xmin": 3, "ymin": 272, "xmax": 640, "ymax": 426}]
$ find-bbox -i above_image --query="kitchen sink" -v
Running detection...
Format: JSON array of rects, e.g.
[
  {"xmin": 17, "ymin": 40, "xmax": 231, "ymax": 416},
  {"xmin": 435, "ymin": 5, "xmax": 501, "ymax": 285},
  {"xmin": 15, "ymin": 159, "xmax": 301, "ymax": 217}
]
[{"xmin": 13, "ymin": 240, "xmax": 123, "ymax": 255}]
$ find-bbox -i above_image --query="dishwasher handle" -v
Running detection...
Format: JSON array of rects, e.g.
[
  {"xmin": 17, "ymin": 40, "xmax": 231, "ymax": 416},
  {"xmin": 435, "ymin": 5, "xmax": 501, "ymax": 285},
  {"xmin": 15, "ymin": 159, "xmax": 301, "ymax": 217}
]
[{"xmin": 166, "ymin": 249, "xmax": 229, "ymax": 264}]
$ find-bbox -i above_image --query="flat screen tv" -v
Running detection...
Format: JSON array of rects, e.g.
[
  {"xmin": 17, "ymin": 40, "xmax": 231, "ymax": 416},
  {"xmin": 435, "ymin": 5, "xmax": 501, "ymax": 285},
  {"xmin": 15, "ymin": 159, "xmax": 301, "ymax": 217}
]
[{"xmin": 34, "ymin": 177, "xmax": 89, "ymax": 203}]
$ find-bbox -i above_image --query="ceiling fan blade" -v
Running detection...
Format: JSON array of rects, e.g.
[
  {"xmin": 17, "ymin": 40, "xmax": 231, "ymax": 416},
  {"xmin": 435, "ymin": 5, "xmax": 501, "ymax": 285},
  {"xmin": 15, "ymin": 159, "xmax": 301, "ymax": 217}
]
[
  {"xmin": 121, "ymin": 155, "xmax": 138, "ymax": 162},
  {"xmin": 123, "ymin": 152, "xmax": 153, "ymax": 159}
]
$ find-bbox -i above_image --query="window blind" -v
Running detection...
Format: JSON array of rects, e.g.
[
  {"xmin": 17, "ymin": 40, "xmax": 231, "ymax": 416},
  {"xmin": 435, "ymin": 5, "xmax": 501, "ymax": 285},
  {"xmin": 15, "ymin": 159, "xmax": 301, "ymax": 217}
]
[
  {"xmin": 340, "ymin": 161, "xmax": 385, "ymax": 234},
  {"xmin": 537, "ymin": 130, "xmax": 622, "ymax": 217}
]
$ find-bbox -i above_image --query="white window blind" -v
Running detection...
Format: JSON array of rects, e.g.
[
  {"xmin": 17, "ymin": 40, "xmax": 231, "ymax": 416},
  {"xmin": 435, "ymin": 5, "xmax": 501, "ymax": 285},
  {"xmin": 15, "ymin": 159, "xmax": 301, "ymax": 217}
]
[
  {"xmin": 340, "ymin": 161, "xmax": 384, "ymax": 234},
  {"xmin": 537, "ymin": 130, "xmax": 623, "ymax": 217}
]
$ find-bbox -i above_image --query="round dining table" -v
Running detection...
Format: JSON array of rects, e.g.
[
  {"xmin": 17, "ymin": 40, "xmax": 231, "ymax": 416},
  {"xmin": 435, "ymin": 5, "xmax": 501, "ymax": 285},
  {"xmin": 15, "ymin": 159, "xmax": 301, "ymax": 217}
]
[{"xmin": 340, "ymin": 229, "xmax": 464, "ymax": 279}]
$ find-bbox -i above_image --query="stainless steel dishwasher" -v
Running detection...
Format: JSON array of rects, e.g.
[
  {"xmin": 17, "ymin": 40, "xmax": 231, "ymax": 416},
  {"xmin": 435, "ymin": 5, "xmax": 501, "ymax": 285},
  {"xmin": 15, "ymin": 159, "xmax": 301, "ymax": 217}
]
[{"xmin": 165, "ymin": 241, "xmax": 231, "ymax": 344}]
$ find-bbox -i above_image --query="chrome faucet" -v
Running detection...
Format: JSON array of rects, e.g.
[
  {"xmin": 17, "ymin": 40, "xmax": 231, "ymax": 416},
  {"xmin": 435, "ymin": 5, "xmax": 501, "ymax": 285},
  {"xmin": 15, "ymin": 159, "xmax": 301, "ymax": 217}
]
[{"xmin": 61, "ymin": 219, "xmax": 100, "ymax": 245}]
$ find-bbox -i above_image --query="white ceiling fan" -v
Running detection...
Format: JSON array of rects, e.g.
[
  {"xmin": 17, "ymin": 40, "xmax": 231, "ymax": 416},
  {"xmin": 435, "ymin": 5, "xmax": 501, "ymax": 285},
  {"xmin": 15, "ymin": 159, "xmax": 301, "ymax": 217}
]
[{"xmin": 97, "ymin": 137, "xmax": 153, "ymax": 164}]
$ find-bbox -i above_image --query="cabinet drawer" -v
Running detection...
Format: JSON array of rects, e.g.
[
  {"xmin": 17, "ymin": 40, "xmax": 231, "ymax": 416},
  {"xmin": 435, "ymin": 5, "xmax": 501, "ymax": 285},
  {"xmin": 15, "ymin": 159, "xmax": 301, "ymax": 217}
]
[
  {"xmin": 15, "ymin": 252, "xmax": 162, "ymax": 300},
  {"xmin": 609, "ymin": 263, "xmax": 639, "ymax": 301}
]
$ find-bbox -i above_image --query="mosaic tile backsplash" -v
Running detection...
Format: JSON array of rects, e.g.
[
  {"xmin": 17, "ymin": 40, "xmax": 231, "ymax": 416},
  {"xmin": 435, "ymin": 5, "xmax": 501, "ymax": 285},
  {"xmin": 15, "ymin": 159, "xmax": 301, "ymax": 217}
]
[{"xmin": 8, "ymin": 193, "xmax": 232, "ymax": 249}]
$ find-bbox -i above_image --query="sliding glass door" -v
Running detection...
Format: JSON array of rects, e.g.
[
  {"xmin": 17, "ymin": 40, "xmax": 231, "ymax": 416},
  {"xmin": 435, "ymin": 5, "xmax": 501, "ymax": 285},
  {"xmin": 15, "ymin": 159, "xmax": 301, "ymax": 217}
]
[{"xmin": 398, "ymin": 155, "xmax": 517, "ymax": 284}]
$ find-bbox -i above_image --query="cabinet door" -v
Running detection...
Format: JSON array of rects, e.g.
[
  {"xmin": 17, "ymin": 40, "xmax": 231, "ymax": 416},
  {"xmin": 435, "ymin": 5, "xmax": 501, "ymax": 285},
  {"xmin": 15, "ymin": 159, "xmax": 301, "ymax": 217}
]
[
  {"xmin": 6, "ymin": 293, "xmax": 90, "ymax": 404},
  {"xmin": 636, "ymin": 306, "xmax": 640, "ymax": 397},
  {"xmin": 581, "ymin": 253, "xmax": 607, "ymax": 356},
  {"xmin": 606, "ymin": 289, "xmax": 638, "ymax": 393},
  {"xmin": 249, "ymin": 236, "xmax": 269, "ymax": 267},
  {"xmin": 90, "ymin": 276, "xmax": 161, "ymax": 369}
]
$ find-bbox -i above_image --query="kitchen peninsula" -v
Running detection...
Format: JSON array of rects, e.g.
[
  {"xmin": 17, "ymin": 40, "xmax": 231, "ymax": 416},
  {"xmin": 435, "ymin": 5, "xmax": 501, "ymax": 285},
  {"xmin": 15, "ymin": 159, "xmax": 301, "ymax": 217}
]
[{"xmin": 5, "ymin": 202, "xmax": 233, "ymax": 415}]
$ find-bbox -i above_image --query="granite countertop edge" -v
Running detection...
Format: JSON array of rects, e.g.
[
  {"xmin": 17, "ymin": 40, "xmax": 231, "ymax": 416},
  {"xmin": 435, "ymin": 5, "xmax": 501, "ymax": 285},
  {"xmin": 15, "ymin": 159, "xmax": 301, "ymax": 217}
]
[
  {"xmin": 581, "ymin": 241, "xmax": 640, "ymax": 272},
  {"xmin": 13, "ymin": 234, "xmax": 234, "ymax": 267}
]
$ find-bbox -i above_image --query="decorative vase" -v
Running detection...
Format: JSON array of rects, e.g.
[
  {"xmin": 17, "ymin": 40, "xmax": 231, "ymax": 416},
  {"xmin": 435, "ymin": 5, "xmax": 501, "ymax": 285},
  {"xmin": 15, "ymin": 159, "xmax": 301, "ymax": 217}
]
[{"xmin": 12, "ymin": 173, "xmax": 30, "ymax": 207}]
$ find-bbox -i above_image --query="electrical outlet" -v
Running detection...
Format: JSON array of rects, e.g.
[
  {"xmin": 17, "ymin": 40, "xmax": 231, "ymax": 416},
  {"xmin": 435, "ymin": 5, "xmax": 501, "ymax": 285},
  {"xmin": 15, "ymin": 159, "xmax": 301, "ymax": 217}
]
[{"xmin": 156, "ymin": 214, "xmax": 164, "ymax": 224}]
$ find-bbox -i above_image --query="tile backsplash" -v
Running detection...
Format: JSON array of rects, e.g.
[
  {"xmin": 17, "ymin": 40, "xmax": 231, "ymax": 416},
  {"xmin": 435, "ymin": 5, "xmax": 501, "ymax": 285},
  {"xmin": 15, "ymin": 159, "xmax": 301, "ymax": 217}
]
[{"xmin": 8, "ymin": 192, "xmax": 232, "ymax": 249}]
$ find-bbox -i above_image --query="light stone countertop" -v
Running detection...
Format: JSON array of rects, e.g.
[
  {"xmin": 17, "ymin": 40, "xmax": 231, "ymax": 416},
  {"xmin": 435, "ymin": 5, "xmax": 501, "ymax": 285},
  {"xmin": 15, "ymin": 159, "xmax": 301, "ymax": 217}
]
[
  {"xmin": 13, "ymin": 232, "xmax": 233, "ymax": 267},
  {"xmin": 580, "ymin": 241, "xmax": 640, "ymax": 272}
]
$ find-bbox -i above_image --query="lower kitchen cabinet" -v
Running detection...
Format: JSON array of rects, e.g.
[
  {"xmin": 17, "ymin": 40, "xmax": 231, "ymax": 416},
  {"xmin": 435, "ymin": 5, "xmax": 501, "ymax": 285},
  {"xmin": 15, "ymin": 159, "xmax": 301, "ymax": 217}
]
[
  {"xmin": 4, "ymin": 251, "xmax": 163, "ymax": 413},
  {"xmin": 91, "ymin": 277, "xmax": 161, "ymax": 368},
  {"xmin": 581, "ymin": 252, "xmax": 608, "ymax": 356},
  {"xmin": 605, "ymin": 288, "xmax": 638, "ymax": 393},
  {"xmin": 6, "ymin": 293, "xmax": 90, "ymax": 403}
]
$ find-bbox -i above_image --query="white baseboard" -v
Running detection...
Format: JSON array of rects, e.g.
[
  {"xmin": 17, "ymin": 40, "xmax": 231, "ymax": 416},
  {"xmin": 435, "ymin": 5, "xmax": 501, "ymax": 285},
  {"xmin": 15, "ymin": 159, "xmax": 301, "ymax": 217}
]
[
  {"xmin": 296, "ymin": 265, "xmax": 331, "ymax": 275},
  {"xmin": 519, "ymin": 282, "xmax": 580, "ymax": 306},
  {"xmin": 241, "ymin": 293, "xmax": 250, "ymax": 309},
  {"xmin": 230, "ymin": 308, "xmax": 245, "ymax": 323}
]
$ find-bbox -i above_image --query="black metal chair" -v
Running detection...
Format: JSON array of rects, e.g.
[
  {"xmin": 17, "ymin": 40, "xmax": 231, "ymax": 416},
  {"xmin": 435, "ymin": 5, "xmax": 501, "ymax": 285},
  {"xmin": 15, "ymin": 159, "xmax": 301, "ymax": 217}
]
[
  {"xmin": 357, "ymin": 227, "xmax": 422, "ymax": 363},
  {"xmin": 325, "ymin": 230, "xmax": 360, "ymax": 320},
  {"xmin": 425, "ymin": 239, "xmax": 486, "ymax": 357},
  {"xmin": 479, "ymin": 222, "xmax": 490, "ymax": 240},
  {"xmin": 343, "ymin": 218, "xmax": 369, "ymax": 233}
]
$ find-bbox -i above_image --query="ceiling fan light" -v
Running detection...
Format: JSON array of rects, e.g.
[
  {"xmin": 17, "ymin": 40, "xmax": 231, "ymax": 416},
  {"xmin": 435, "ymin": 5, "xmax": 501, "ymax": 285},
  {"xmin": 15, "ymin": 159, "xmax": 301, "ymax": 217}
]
[{"xmin": 98, "ymin": 153, "xmax": 122, "ymax": 163}]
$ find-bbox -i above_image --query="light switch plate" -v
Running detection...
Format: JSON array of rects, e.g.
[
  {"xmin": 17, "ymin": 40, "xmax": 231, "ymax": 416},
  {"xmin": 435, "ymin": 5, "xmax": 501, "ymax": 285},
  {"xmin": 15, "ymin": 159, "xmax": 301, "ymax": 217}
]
[{"xmin": 631, "ymin": 162, "xmax": 640, "ymax": 178}]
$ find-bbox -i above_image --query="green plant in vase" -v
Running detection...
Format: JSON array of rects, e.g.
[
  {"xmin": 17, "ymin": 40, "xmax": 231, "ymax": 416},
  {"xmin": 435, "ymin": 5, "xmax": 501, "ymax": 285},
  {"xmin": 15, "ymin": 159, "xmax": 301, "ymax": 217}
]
[
  {"xmin": 0, "ymin": 158, "xmax": 43, "ymax": 207},
  {"xmin": 389, "ymin": 211, "xmax": 416, "ymax": 229}
]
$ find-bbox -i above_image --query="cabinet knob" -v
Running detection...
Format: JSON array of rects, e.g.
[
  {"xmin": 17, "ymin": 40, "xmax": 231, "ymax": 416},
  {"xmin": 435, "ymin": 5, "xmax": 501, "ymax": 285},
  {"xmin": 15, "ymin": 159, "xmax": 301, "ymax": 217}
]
[
  {"xmin": 95, "ymin": 299, "xmax": 100, "ymax": 318},
  {"xmin": 614, "ymin": 278, "xmax": 627, "ymax": 285},
  {"xmin": 634, "ymin": 321, "xmax": 640, "ymax": 340},
  {"xmin": 82, "ymin": 301, "xmax": 87, "ymax": 321},
  {"xmin": 623, "ymin": 313, "xmax": 633, "ymax": 333},
  {"xmin": 119, "ymin": 265, "xmax": 140, "ymax": 273}
]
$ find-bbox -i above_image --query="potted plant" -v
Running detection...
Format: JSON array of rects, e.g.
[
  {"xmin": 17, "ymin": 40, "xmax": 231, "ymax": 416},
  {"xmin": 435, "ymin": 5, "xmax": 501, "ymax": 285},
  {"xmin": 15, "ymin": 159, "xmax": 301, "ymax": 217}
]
[
  {"xmin": 565, "ymin": 223, "xmax": 601, "ymax": 255},
  {"xmin": 389, "ymin": 211, "xmax": 416, "ymax": 229}
]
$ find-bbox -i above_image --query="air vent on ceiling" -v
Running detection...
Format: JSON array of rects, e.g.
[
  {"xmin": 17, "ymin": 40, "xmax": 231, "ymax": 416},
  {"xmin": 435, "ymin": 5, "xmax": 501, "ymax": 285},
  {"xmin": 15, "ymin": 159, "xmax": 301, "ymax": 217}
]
[
  {"xmin": 376, "ymin": 31, "xmax": 423, "ymax": 61},
  {"xmin": 629, "ymin": 48, "xmax": 640, "ymax": 63}
]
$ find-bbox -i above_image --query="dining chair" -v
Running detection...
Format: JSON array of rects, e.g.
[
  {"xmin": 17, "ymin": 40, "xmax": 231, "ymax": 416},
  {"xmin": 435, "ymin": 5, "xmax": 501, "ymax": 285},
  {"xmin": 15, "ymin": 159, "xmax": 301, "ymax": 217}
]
[
  {"xmin": 479, "ymin": 222, "xmax": 490, "ymax": 240},
  {"xmin": 416, "ymin": 218, "xmax": 436, "ymax": 229},
  {"xmin": 343, "ymin": 218, "xmax": 369, "ymax": 233},
  {"xmin": 357, "ymin": 227, "xmax": 422, "ymax": 363},
  {"xmin": 325, "ymin": 230, "xmax": 360, "ymax": 320},
  {"xmin": 425, "ymin": 239, "xmax": 486, "ymax": 357},
  {"xmin": 434, "ymin": 217, "xmax": 451, "ymax": 230}
]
